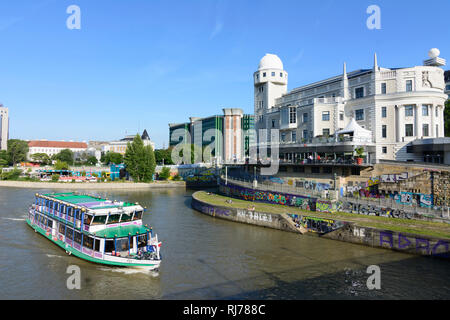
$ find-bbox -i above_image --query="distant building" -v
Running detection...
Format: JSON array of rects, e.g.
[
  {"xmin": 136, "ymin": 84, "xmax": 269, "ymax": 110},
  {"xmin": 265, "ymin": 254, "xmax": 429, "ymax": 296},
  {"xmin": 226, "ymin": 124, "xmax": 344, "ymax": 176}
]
[
  {"xmin": 102, "ymin": 129, "xmax": 155, "ymax": 155},
  {"xmin": 169, "ymin": 108, "xmax": 255, "ymax": 164},
  {"xmin": 0, "ymin": 104, "xmax": 9, "ymax": 151},
  {"xmin": 28, "ymin": 140, "xmax": 88, "ymax": 159}
]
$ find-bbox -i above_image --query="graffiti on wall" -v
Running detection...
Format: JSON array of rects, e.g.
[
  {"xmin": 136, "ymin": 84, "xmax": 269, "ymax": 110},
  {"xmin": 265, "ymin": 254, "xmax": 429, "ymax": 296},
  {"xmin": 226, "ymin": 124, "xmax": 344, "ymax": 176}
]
[
  {"xmin": 219, "ymin": 182, "xmax": 317, "ymax": 210},
  {"xmin": 191, "ymin": 200, "xmax": 231, "ymax": 217},
  {"xmin": 290, "ymin": 214, "xmax": 345, "ymax": 234},
  {"xmin": 379, "ymin": 231, "xmax": 449, "ymax": 257},
  {"xmin": 220, "ymin": 182, "xmax": 418, "ymax": 220},
  {"xmin": 237, "ymin": 209, "xmax": 273, "ymax": 223}
]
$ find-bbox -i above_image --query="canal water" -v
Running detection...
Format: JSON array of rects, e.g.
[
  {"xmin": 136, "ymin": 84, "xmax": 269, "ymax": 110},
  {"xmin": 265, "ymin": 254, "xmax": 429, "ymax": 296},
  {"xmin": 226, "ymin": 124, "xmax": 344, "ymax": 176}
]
[{"xmin": 0, "ymin": 187, "xmax": 449, "ymax": 299}]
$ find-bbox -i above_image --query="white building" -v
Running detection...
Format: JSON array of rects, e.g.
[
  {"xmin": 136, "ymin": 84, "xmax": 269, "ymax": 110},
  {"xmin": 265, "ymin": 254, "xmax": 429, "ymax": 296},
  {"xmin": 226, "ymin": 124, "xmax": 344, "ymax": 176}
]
[
  {"xmin": 102, "ymin": 130, "xmax": 155, "ymax": 155},
  {"xmin": 254, "ymin": 49, "xmax": 448, "ymax": 163},
  {"xmin": 0, "ymin": 104, "xmax": 9, "ymax": 151},
  {"xmin": 28, "ymin": 140, "xmax": 88, "ymax": 159}
]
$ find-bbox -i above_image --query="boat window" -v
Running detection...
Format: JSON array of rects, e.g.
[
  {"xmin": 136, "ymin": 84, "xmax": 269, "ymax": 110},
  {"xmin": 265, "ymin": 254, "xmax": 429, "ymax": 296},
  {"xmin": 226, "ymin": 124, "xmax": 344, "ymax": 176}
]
[
  {"xmin": 68, "ymin": 208, "xmax": 74, "ymax": 217},
  {"xmin": 107, "ymin": 214, "xmax": 120, "ymax": 224},
  {"xmin": 43, "ymin": 217, "xmax": 48, "ymax": 226},
  {"xmin": 60, "ymin": 204, "xmax": 65, "ymax": 213},
  {"xmin": 66, "ymin": 228, "xmax": 74, "ymax": 240},
  {"xmin": 55, "ymin": 202, "xmax": 59, "ymax": 211},
  {"xmin": 104, "ymin": 240, "xmax": 115, "ymax": 253},
  {"xmin": 83, "ymin": 236, "xmax": 94, "ymax": 249},
  {"xmin": 84, "ymin": 214, "xmax": 93, "ymax": 225},
  {"xmin": 116, "ymin": 238, "xmax": 131, "ymax": 252},
  {"xmin": 75, "ymin": 210, "xmax": 81, "ymax": 220},
  {"xmin": 132, "ymin": 211, "xmax": 143, "ymax": 221},
  {"xmin": 120, "ymin": 212, "xmax": 133, "ymax": 223},
  {"xmin": 137, "ymin": 234, "xmax": 148, "ymax": 248},
  {"xmin": 94, "ymin": 239, "xmax": 101, "ymax": 252},
  {"xmin": 48, "ymin": 219, "xmax": 53, "ymax": 228},
  {"xmin": 74, "ymin": 231, "xmax": 82, "ymax": 244},
  {"xmin": 59, "ymin": 223, "xmax": 65, "ymax": 234},
  {"xmin": 91, "ymin": 215, "xmax": 107, "ymax": 225}
]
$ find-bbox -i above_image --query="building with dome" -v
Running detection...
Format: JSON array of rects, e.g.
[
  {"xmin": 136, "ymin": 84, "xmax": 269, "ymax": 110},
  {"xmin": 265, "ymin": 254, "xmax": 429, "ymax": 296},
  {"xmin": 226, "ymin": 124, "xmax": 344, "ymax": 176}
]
[{"xmin": 254, "ymin": 49, "xmax": 448, "ymax": 164}]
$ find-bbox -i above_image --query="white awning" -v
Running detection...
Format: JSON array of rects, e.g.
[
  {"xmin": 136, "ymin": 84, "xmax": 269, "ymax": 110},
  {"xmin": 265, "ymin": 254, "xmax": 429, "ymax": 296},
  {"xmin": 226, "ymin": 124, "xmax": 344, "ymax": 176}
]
[{"xmin": 336, "ymin": 118, "xmax": 372, "ymax": 138}]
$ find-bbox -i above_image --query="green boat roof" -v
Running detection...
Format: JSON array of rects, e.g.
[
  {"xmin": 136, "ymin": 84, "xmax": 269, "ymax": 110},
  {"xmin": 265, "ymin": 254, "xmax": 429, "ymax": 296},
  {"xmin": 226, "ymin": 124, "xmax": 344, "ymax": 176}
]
[
  {"xmin": 40, "ymin": 192, "xmax": 138, "ymax": 210},
  {"xmin": 94, "ymin": 224, "xmax": 151, "ymax": 238}
]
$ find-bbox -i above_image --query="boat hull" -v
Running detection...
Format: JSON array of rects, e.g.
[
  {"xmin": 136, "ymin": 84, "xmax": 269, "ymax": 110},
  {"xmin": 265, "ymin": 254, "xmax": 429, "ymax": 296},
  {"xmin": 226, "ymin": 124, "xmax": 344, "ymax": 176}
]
[{"xmin": 26, "ymin": 218, "xmax": 161, "ymax": 271}]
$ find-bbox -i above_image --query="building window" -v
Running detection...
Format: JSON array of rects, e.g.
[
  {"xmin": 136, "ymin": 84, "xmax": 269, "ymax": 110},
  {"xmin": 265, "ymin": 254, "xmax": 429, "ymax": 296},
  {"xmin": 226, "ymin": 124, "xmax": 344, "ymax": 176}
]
[
  {"xmin": 280, "ymin": 73, "xmax": 283, "ymax": 77},
  {"xmin": 382, "ymin": 125, "xmax": 387, "ymax": 138},
  {"xmin": 381, "ymin": 83, "xmax": 386, "ymax": 94},
  {"xmin": 271, "ymin": 119, "xmax": 275, "ymax": 128},
  {"xmin": 271, "ymin": 72, "xmax": 275, "ymax": 76},
  {"xmin": 405, "ymin": 105, "xmax": 414, "ymax": 117},
  {"xmin": 422, "ymin": 105, "xmax": 429, "ymax": 116},
  {"xmin": 256, "ymin": 74, "xmax": 259, "ymax": 80},
  {"xmin": 323, "ymin": 128, "xmax": 330, "ymax": 136},
  {"xmin": 289, "ymin": 107, "xmax": 297, "ymax": 124},
  {"xmin": 355, "ymin": 109, "xmax": 364, "ymax": 121},
  {"xmin": 382, "ymin": 146, "xmax": 387, "ymax": 154},
  {"xmin": 281, "ymin": 132, "xmax": 286, "ymax": 142},
  {"xmin": 382, "ymin": 106, "xmax": 387, "ymax": 118},
  {"xmin": 405, "ymin": 124, "xmax": 414, "ymax": 137},
  {"xmin": 322, "ymin": 111, "xmax": 330, "ymax": 121},
  {"xmin": 263, "ymin": 72, "xmax": 266, "ymax": 77},
  {"xmin": 339, "ymin": 112, "xmax": 344, "ymax": 121},
  {"xmin": 422, "ymin": 124, "xmax": 429, "ymax": 137},
  {"xmin": 406, "ymin": 80, "xmax": 413, "ymax": 92},
  {"xmin": 303, "ymin": 113, "xmax": 308, "ymax": 123},
  {"xmin": 436, "ymin": 125, "xmax": 439, "ymax": 137},
  {"xmin": 303, "ymin": 130, "xmax": 308, "ymax": 139},
  {"xmin": 312, "ymin": 167, "xmax": 320, "ymax": 174},
  {"xmin": 435, "ymin": 107, "xmax": 439, "ymax": 117},
  {"xmin": 292, "ymin": 131, "xmax": 296, "ymax": 142},
  {"xmin": 355, "ymin": 87, "xmax": 364, "ymax": 99}
]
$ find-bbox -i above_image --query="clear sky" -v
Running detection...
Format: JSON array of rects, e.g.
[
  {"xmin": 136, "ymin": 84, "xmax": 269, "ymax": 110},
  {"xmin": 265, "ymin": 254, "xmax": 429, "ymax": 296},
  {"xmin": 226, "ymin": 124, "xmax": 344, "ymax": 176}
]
[{"xmin": 1, "ymin": 0, "xmax": 449, "ymax": 148}]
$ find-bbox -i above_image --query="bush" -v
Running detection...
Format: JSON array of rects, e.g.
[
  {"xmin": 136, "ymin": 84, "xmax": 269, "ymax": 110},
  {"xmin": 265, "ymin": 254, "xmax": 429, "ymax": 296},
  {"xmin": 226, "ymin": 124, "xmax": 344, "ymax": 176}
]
[
  {"xmin": 1, "ymin": 168, "xmax": 22, "ymax": 180},
  {"xmin": 51, "ymin": 174, "xmax": 60, "ymax": 182},
  {"xmin": 173, "ymin": 174, "xmax": 182, "ymax": 181},
  {"xmin": 159, "ymin": 167, "xmax": 171, "ymax": 180}
]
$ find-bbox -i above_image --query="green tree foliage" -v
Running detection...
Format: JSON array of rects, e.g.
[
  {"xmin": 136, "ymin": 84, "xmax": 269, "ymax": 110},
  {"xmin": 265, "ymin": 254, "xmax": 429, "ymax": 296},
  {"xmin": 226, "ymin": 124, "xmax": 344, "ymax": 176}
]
[
  {"xmin": 86, "ymin": 156, "xmax": 98, "ymax": 166},
  {"xmin": 0, "ymin": 168, "xmax": 22, "ymax": 180},
  {"xmin": 53, "ymin": 149, "xmax": 74, "ymax": 165},
  {"xmin": 51, "ymin": 174, "xmax": 60, "ymax": 182},
  {"xmin": 101, "ymin": 152, "xmax": 123, "ymax": 165},
  {"xmin": 445, "ymin": 100, "xmax": 450, "ymax": 137},
  {"xmin": 154, "ymin": 147, "xmax": 174, "ymax": 165},
  {"xmin": 54, "ymin": 160, "xmax": 69, "ymax": 170},
  {"xmin": 31, "ymin": 153, "xmax": 51, "ymax": 165},
  {"xmin": 158, "ymin": 167, "xmax": 171, "ymax": 180},
  {"xmin": 123, "ymin": 134, "xmax": 156, "ymax": 182},
  {"xmin": 0, "ymin": 150, "xmax": 8, "ymax": 167},
  {"xmin": 7, "ymin": 139, "xmax": 29, "ymax": 166}
]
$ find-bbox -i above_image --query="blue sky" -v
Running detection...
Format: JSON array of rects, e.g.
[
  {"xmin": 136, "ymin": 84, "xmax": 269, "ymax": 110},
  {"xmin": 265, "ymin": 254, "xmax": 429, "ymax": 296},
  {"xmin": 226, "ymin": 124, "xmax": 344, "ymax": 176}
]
[{"xmin": 1, "ymin": 0, "xmax": 449, "ymax": 148}]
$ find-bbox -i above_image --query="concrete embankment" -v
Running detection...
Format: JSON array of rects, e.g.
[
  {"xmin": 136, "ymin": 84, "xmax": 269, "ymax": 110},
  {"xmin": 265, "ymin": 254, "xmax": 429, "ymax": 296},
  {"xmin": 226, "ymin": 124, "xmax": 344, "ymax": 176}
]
[
  {"xmin": 0, "ymin": 180, "xmax": 186, "ymax": 190},
  {"xmin": 191, "ymin": 192, "xmax": 450, "ymax": 259}
]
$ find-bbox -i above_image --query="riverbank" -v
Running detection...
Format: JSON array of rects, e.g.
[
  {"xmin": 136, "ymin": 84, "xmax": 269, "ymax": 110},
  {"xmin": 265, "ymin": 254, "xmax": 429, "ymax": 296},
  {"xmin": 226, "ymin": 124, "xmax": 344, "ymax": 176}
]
[
  {"xmin": 0, "ymin": 180, "xmax": 186, "ymax": 190},
  {"xmin": 192, "ymin": 191, "xmax": 450, "ymax": 258}
]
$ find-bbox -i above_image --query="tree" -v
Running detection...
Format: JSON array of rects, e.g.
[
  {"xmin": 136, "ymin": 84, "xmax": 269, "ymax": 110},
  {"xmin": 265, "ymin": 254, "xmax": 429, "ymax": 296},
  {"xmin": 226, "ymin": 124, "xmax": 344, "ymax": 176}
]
[
  {"xmin": 31, "ymin": 153, "xmax": 51, "ymax": 165},
  {"xmin": 101, "ymin": 151, "xmax": 123, "ymax": 165},
  {"xmin": 123, "ymin": 134, "xmax": 156, "ymax": 182},
  {"xmin": 53, "ymin": 149, "xmax": 74, "ymax": 165},
  {"xmin": 0, "ymin": 150, "xmax": 8, "ymax": 167},
  {"xmin": 154, "ymin": 148, "xmax": 174, "ymax": 165},
  {"xmin": 445, "ymin": 99, "xmax": 450, "ymax": 137},
  {"xmin": 7, "ymin": 139, "xmax": 29, "ymax": 166},
  {"xmin": 54, "ymin": 160, "xmax": 69, "ymax": 170},
  {"xmin": 86, "ymin": 156, "xmax": 98, "ymax": 166}
]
